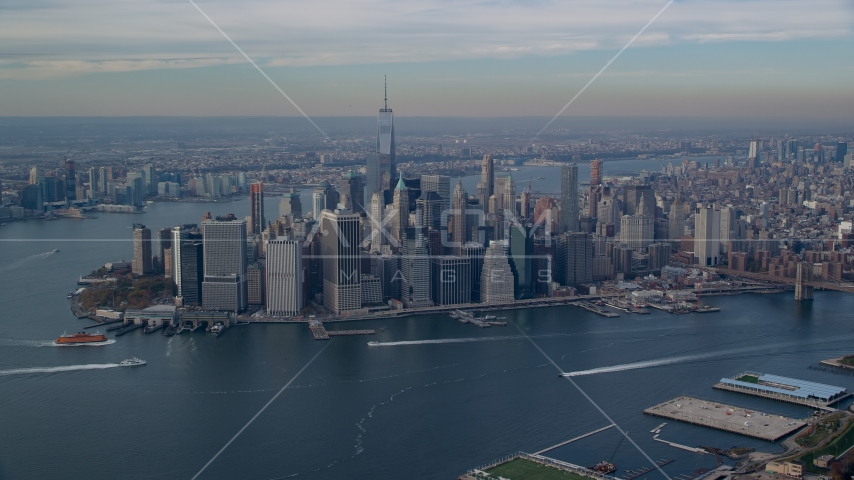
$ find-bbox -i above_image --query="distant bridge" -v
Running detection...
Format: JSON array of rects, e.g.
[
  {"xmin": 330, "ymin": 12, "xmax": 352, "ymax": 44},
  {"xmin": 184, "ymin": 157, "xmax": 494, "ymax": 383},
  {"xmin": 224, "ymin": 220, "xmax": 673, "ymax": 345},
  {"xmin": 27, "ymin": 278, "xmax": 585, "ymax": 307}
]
[{"xmin": 713, "ymin": 265, "xmax": 854, "ymax": 298}]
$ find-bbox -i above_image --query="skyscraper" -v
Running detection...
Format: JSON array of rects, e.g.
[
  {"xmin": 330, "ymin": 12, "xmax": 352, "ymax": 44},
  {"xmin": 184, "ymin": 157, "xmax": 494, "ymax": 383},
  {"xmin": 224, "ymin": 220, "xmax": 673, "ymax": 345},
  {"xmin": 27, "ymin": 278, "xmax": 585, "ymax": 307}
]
[
  {"xmin": 126, "ymin": 171, "xmax": 145, "ymax": 207},
  {"xmin": 390, "ymin": 174, "xmax": 409, "ymax": 245},
  {"xmin": 339, "ymin": 172, "xmax": 365, "ymax": 213},
  {"xmin": 560, "ymin": 164, "xmax": 579, "ymax": 233},
  {"xmin": 88, "ymin": 167, "xmax": 98, "ymax": 195},
  {"xmin": 368, "ymin": 191, "xmax": 386, "ymax": 253},
  {"xmin": 508, "ymin": 222, "xmax": 534, "ymax": 299},
  {"xmin": 176, "ymin": 241, "xmax": 203, "ymax": 306},
  {"xmin": 838, "ymin": 142, "xmax": 849, "ymax": 163},
  {"xmin": 431, "ymin": 256, "xmax": 471, "ymax": 306},
  {"xmin": 98, "ymin": 167, "xmax": 108, "ymax": 193},
  {"xmin": 249, "ymin": 182, "xmax": 265, "ymax": 235},
  {"xmin": 461, "ymin": 242, "xmax": 485, "ymax": 302},
  {"xmin": 172, "ymin": 225, "xmax": 191, "ymax": 294},
  {"xmin": 320, "ymin": 208, "xmax": 362, "ymax": 314},
  {"xmin": 451, "ymin": 179, "xmax": 468, "ymax": 252},
  {"xmin": 367, "ymin": 77, "xmax": 396, "ymax": 196},
  {"xmin": 503, "ymin": 174, "xmax": 516, "ymax": 216},
  {"xmin": 590, "ymin": 159, "xmax": 602, "ymax": 186},
  {"xmin": 476, "ymin": 154, "xmax": 495, "ymax": 213},
  {"xmin": 619, "ymin": 193, "xmax": 654, "ymax": 252},
  {"xmin": 719, "ymin": 205, "xmax": 737, "ymax": 254},
  {"xmin": 480, "ymin": 242, "xmax": 514, "ymax": 303},
  {"xmin": 311, "ymin": 181, "xmax": 337, "ymax": 219},
  {"xmin": 669, "ymin": 197, "xmax": 685, "ymax": 241},
  {"xmin": 29, "ymin": 167, "xmax": 40, "ymax": 185},
  {"xmin": 142, "ymin": 163, "xmax": 156, "ymax": 195},
  {"xmin": 416, "ymin": 191, "xmax": 443, "ymax": 231},
  {"xmin": 623, "ymin": 185, "xmax": 654, "ymax": 217},
  {"xmin": 202, "ymin": 217, "xmax": 248, "ymax": 312},
  {"xmin": 557, "ymin": 232, "xmax": 592, "ymax": 286},
  {"xmin": 64, "ymin": 159, "xmax": 76, "ymax": 201},
  {"xmin": 279, "ymin": 188, "xmax": 302, "ymax": 220},
  {"xmin": 748, "ymin": 139, "xmax": 760, "ymax": 161},
  {"xmin": 420, "ymin": 174, "xmax": 451, "ymax": 214},
  {"xmin": 694, "ymin": 204, "xmax": 721, "ymax": 266},
  {"xmin": 266, "ymin": 238, "xmax": 303, "ymax": 316},
  {"xmin": 520, "ymin": 182, "xmax": 532, "ymax": 218},
  {"xmin": 132, "ymin": 224, "xmax": 153, "ymax": 275},
  {"xmin": 156, "ymin": 228, "xmax": 171, "ymax": 273},
  {"xmin": 401, "ymin": 226, "xmax": 433, "ymax": 308}
]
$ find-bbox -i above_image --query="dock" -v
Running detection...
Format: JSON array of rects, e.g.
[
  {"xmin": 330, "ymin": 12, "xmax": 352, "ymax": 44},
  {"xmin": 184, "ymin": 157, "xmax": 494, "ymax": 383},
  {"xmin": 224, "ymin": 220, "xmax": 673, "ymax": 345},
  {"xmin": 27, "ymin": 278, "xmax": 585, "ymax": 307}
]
[
  {"xmin": 69, "ymin": 297, "xmax": 89, "ymax": 319},
  {"xmin": 450, "ymin": 310, "xmax": 508, "ymax": 327},
  {"xmin": 84, "ymin": 318, "xmax": 123, "ymax": 329},
  {"xmin": 643, "ymin": 396, "xmax": 806, "ymax": 441},
  {"xmin": 650, "ymin": 422, "xmax": 667, "ymax": 433},
  {"xmin": 820, "ymin": 357, "xmax": 854, "ymax": 371},
  {"xmin": 308, "ymin": 320, "xmax": 329, "ymax": 340},
  {"xmin": 653, "ymin": 435, "xmax": 709, "ymax": 454},
  {"xmin": 114, "ymin": 323, "xmax": 144, "ymax": 336},
  {"xmin": 573, "ymin": 302, "xmax": 620, "ymax": 318},
  {"xmin": 623, "ymin": 459, "xmax": 675, "ymax": 480},
  {"xmin": 533, "ymin": 424, "xmax": 615, "ymax": 455},
  {"xmin": 144, "ymin": 324, "xmax": 165, "ymax": 334},
  {"xmin": 327, "ymin": 329, "xmax": 376, "ymax": 336}
]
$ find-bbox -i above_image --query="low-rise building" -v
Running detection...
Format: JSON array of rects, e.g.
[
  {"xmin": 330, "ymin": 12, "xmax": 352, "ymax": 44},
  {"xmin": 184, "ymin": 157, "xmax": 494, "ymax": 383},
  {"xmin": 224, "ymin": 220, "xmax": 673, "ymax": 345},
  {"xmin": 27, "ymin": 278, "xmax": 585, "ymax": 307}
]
[{"xmin": 765, "ymin": 460, "xmax": 804, "ymax": 477}]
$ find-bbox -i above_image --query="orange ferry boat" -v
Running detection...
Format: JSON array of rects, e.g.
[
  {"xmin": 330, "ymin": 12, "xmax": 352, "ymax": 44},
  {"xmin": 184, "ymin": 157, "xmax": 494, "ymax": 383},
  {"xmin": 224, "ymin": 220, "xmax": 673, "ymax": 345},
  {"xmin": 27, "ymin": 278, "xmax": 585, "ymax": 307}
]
[{"xmin": 55, "ymin": 332, "xmax": 108, "ymax": 344}]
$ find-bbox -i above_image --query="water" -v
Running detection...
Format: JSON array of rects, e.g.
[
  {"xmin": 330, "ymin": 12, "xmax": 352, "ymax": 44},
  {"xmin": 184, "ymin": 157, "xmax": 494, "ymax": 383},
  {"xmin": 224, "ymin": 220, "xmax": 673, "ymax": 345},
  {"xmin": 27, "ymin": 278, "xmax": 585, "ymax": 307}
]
[{"xmin": 1, "ymin": 200, "xmax": 852, "ymax": 480}]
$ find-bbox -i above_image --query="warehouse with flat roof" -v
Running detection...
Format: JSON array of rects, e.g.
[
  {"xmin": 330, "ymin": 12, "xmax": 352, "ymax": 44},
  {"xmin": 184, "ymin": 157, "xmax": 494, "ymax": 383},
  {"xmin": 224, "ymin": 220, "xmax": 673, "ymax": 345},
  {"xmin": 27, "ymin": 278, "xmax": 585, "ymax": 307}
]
[{"xmin": 714, "ymin": 372, "xmax": 849, "ymax": 408}]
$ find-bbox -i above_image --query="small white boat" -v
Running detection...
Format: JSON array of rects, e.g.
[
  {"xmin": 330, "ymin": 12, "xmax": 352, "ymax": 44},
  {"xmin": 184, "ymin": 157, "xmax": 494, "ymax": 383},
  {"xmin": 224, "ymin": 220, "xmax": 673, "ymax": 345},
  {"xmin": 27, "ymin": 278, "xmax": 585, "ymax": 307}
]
[
  {"xmin": 52, "ymin": 249, "xmax": 59, "ymax": 253},
  {"xmin": 119, "ymin": 357, "xmax": 146, "ymax": 367},
  {"xmin": 210, "ymin": 324, "xmax": 224, "ymax": 333}
]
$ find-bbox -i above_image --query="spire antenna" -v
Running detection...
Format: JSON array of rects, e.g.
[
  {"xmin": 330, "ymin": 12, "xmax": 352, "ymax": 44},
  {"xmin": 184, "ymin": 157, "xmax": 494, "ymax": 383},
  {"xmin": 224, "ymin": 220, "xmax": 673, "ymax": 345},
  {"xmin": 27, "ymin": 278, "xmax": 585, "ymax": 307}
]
[{"xmin": 384, "ymin": 75, "xmax": 388, "ymax": 111}]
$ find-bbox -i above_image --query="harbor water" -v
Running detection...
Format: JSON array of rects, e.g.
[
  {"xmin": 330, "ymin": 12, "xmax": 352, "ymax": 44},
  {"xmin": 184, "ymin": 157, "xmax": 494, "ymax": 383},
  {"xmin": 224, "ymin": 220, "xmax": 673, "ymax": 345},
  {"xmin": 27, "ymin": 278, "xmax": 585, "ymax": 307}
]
[{"xmin": 1, "ymin": 192, "xmax": 852, "ymax": 480}]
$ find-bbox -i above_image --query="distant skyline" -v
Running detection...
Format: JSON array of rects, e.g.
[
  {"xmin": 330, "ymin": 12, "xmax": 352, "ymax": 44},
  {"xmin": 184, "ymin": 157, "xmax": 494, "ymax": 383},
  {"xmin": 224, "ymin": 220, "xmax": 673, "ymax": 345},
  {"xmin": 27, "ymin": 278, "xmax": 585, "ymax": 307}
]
[{"xmin": 1, "ymin": 0, "xmax": 852, "ymax": 118}]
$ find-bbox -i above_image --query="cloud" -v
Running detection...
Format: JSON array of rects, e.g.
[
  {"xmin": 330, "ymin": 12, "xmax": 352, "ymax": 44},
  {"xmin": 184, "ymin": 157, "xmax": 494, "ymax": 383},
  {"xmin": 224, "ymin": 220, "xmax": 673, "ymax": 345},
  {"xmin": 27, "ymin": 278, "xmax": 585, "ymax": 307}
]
[{"xmin": 0, "ymin": 0, "xmax": 851, "ymax": 77}]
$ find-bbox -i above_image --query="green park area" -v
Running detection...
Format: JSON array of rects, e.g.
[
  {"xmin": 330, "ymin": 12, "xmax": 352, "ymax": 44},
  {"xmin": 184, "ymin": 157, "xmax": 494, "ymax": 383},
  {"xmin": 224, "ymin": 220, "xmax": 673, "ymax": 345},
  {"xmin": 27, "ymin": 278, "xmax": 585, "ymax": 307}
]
[
  {"xmin": 79, "ymin": 276, "xmax": 172, "ymax": 312},
  {"xmin": 796, "ymin": 413, "xmax": 844, "ymax": 449},
  {"xmin": 486, "ymin": 459, "xmax": 593, "ymax": 480},
  {"xmin": 736, "ymin": 374, "xmax": 760, "ymax": 383},
  {"xmin": 839, "ymin": 356, "xmax": 854, "ymax": 367},
  {"xmin": 796, "ymin": 419, "xmax": 854, "ymax": 473}
]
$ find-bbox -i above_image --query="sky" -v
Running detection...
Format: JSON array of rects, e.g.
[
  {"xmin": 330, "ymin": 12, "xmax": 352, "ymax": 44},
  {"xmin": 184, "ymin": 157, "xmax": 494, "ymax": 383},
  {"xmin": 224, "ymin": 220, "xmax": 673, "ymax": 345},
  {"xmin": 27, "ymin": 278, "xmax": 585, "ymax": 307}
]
[{"xmin": 1, "ymin": 0, "xmax": 853, "ymax": 118}]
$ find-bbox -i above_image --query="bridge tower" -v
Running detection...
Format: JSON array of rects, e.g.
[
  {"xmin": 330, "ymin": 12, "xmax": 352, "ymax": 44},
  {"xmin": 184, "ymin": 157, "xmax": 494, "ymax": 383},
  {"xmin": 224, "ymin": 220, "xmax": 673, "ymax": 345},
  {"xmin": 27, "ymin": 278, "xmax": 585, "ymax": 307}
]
[{"xmin": 794, "ymin": 262, "xmax": 814, "ymax": 301}]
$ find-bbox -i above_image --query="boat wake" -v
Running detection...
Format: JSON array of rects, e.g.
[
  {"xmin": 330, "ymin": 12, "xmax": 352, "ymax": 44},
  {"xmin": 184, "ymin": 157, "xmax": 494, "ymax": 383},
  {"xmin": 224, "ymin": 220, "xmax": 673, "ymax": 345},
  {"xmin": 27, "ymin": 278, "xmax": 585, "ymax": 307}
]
[
  {"xmin": 0, "ymin": 339, "xmax": 116, "ymax": 347},
  {"xmin": 563, "ymin": 333, "xmax": 854, "ymax": 377},
  {"xmin": 368, "ymin": 333, "xmax": 582, "ymax": 347},
  {"xmin": 0, "ymin": 363, "xmax": 121, "ymax": 377},
  {"xmin": 51, "ymin": 339, "xmax": 116, "ymax": 347},
  {"xmin": 0, "ymin": 250, "xmax": 56, "ymax": 273}
]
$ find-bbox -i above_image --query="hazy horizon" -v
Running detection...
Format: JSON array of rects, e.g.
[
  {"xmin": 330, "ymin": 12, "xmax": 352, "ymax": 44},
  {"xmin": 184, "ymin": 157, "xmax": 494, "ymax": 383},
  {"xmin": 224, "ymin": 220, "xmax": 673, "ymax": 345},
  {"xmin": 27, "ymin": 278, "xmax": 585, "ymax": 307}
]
[{"xmin": 2, "ymin": 0, "xmax": 853, "ymax": 118}]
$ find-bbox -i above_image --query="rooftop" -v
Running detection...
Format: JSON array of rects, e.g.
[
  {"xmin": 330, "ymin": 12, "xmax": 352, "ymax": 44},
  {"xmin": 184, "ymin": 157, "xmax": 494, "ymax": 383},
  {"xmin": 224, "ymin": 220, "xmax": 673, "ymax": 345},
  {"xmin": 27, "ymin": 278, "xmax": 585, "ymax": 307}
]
[{"xmin": 721, "ymin": 372, "xmax": 847, "ymax": 402}]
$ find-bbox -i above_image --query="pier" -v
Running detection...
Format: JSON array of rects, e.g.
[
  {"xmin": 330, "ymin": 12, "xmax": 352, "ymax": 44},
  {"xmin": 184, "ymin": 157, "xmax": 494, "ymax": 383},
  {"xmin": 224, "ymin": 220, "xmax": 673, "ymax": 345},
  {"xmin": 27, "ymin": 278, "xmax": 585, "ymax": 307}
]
[
  {"xmin": 713, "ymin": 372, "xmax": 850, "ymax": 411},
  {"xmin": 114, "ymin": 323, "xmax": 144, "ymax": 336},
  {"xmin": 573, "ymin": 302, "xmax": 620, "ymax": 318},
  {"xmin": 653, "ymin": 435, "xmax": 709, "ymax": 454},
  {"xmin": 327, "ymin": 329, "xmax": 376, "ymax": 336},
  {"xmin": 308, "ymin": 320, "xmax": 329, "ymax": 340},
  {"xmin": 450, "ymin": 310, "xmax": 508, "ymax": 327},
  {"xmin": 84, "ymin": 318, "xmax": 123, "ymax": 329},
  {"xmin": 623, "ymin": 459, "xmax": 676, "ymax": 480},
  {"xmin": 644, "ymin": 396, "xmax": 806, "ymax": 441},
  {"xmin": 532, "ymin": 424, "xmax": 615, "ymax": 455}
]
